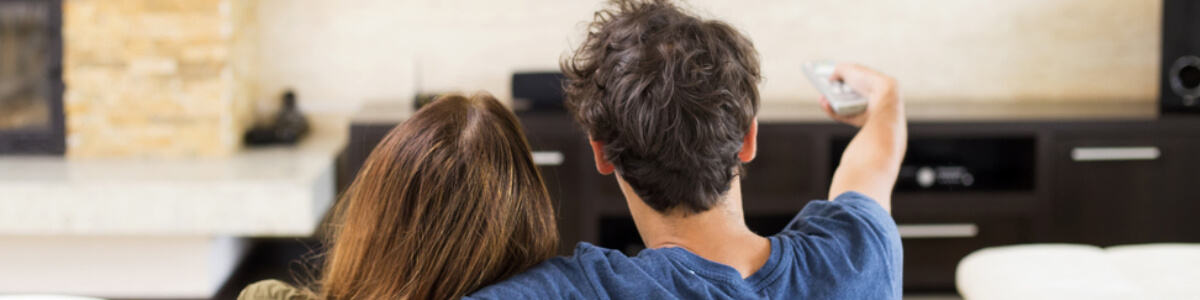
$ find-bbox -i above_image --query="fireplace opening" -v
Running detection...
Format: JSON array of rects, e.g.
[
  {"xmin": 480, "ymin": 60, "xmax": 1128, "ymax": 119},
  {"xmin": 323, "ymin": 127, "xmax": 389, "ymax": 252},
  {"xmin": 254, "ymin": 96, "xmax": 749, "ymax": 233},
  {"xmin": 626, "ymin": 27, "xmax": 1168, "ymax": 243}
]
[{"xmin": 0, "ymin": 0, "xmax": 63, "ymax": 154}]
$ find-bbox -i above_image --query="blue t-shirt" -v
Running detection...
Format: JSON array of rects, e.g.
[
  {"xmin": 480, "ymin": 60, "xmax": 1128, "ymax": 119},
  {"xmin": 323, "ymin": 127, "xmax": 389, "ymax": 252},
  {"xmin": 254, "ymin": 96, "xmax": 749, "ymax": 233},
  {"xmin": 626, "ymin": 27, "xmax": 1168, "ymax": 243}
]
[{"xmin": 466, "ymin": 191, "xmax": 903, "ymax": 299}]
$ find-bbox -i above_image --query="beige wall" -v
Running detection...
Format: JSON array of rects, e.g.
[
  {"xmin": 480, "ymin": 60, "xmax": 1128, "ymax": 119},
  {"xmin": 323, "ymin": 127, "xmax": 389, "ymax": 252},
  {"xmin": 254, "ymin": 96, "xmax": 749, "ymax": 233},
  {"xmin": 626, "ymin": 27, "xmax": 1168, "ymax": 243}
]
[{"xmin": 256, "ymin": 0, "xmax": 1162, "ymax": 113}]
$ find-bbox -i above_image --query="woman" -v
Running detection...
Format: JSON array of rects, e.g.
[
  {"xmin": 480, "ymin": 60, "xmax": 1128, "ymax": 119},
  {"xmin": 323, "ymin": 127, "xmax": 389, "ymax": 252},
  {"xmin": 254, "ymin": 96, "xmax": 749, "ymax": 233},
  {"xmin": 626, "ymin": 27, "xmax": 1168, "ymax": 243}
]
[{"xmin": 240, "ymin": 93, "xmax": 559, "ymax": 300}]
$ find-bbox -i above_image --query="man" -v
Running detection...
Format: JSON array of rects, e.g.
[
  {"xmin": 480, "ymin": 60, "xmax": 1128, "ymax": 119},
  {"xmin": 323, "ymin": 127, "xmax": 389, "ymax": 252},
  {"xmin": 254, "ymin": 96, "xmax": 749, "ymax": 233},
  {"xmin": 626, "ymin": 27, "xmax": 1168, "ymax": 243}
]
[{"xmin": 468, "ymin": 0, "xmax": 906, "ymax": 298}]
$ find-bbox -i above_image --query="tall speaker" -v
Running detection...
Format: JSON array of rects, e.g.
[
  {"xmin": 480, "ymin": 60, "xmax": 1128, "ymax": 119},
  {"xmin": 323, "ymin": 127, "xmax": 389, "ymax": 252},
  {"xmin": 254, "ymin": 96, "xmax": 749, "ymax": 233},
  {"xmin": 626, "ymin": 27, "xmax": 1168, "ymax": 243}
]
[{"xmin": 1162, "ymin": 0, "xmax": 1200, "ymax": 114}]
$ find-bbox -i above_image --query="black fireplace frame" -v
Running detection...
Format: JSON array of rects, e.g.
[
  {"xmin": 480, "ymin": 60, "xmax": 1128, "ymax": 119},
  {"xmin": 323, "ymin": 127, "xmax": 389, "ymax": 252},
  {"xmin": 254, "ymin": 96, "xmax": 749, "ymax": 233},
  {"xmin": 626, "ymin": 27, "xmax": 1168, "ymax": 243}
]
[{"xmin": 0, "ymin": 0, "xmax": 65, "ymax": 155}]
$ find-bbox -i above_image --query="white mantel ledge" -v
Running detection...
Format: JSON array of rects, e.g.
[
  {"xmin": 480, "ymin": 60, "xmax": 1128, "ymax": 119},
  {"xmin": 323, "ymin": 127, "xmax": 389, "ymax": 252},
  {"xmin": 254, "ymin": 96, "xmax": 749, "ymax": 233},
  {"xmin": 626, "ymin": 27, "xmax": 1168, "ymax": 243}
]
[{"xmin": 0, "ymin": 114, "xmax": 348, "ymax": 237}]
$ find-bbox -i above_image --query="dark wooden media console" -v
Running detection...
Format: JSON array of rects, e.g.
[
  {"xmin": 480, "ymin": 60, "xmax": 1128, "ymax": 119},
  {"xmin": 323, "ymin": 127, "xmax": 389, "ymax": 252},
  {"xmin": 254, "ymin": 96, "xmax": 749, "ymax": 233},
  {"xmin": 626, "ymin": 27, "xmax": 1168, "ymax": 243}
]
[{"xmin": 344, "ymin": 102, "xmax": 1200, "ymax": 292}]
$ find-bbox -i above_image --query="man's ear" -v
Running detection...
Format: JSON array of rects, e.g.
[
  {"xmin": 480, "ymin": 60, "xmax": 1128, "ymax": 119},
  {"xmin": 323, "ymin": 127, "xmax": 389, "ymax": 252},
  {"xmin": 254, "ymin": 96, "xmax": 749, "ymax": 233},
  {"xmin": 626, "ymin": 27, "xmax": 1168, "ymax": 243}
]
[
  {"xmin": 738, "ymin": 118, "xmax": 758, "ymax": 162},
  {"xmin": 589, "ymin": 138, "xmax": 616, "ymax": 175}
]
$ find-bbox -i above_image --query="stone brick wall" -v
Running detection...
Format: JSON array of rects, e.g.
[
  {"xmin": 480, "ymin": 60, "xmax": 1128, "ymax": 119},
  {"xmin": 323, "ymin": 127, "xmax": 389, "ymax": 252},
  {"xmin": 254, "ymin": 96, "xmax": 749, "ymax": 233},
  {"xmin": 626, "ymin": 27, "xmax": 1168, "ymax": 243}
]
[{"xmin": 63, "ymin": 0, "xmax": 257, "ymax": 157}]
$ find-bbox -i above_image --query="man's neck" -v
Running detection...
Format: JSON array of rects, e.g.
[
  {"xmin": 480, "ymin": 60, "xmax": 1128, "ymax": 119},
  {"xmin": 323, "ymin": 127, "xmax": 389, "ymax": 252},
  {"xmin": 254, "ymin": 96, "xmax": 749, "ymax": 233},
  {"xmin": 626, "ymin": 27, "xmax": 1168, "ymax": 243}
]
[{"xmin": 616, "ymin": 176, "xmax": 772, "ymax": 279}]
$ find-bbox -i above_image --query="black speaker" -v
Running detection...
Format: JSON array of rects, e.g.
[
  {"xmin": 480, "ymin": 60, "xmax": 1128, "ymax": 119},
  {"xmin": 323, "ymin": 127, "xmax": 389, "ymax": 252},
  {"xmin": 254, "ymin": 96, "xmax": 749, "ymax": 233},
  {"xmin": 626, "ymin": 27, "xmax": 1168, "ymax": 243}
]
[{"xmin": 1162, "ymin": 0, "xmax": 1200, "ymax": 114}]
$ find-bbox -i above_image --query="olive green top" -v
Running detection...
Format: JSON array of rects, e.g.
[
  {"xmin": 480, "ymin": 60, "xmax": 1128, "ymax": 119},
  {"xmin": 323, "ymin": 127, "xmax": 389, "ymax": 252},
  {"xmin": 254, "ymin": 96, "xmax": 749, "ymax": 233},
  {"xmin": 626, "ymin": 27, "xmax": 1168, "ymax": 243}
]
[{"xmin": 238, "ymin": 280, "xmax": 317, "ymax": 300}]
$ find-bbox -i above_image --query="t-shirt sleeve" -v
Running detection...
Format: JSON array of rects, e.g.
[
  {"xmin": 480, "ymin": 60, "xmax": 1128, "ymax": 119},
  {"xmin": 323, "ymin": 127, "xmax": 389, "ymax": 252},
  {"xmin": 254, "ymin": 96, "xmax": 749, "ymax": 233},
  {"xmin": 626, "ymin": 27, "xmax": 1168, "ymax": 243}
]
[
  {"xmin": 780, "ymin": 191, "xmax": 903, "ymax": 297},
  {"xmin": 463, "ymin": 254, "xmax": 598, "ymax": 300}
]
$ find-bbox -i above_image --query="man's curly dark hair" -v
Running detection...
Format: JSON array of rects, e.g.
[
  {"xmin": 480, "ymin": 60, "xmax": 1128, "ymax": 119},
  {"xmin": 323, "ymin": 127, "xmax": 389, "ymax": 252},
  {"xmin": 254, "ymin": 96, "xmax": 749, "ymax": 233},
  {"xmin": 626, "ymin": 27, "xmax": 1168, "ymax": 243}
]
[{"xmin": 561, "ymin": 0, "xmax": 761, "ymax": 215}]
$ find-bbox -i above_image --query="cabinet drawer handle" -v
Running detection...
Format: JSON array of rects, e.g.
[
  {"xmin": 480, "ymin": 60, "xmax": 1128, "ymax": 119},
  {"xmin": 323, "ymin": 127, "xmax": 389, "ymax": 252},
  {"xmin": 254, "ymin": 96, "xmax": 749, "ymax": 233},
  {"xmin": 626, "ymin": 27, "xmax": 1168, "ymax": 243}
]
[
  {"xmin": 898, "ymin": 223, "xmax": 978, "ymax": 239},
  {"xmin": 1071, "ymin": 147, "xmax": 1160, "ymax": 161},
  {"xmin": 532, "ymin": 151, "xmax": 564, "ymax": 166}
]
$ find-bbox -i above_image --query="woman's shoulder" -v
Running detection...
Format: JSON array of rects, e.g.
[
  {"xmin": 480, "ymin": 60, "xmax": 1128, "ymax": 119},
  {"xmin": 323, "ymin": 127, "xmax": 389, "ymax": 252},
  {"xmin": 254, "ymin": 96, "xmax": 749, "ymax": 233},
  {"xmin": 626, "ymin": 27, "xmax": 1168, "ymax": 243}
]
[{"xmin": 238, "ymin": 279, "xmax": 317, "ymax": 300}]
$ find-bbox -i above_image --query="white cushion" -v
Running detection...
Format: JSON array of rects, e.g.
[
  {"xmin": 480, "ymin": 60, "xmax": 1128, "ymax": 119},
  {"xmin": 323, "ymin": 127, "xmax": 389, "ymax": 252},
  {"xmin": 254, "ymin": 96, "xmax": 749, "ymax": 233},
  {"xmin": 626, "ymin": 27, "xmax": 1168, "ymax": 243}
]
[
  {"xmin": 1105, "ymin": 244, "xmax": 1200, "ymax": 300},
  {"xmin": 956, "ymin": 244, "xmax": 1147, "ymax": 300}
]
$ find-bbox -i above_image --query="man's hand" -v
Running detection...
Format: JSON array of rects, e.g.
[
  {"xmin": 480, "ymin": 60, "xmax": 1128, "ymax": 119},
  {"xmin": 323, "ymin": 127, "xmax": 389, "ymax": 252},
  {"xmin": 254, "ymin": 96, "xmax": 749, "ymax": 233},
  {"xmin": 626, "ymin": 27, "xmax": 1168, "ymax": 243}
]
[
  {"xmin": 818, "ymin": 64, "xmax": 900, "ymax": 128},
  {"xmin": 821, "ymin": 64, "xmax": 907, "ymax": 212}
]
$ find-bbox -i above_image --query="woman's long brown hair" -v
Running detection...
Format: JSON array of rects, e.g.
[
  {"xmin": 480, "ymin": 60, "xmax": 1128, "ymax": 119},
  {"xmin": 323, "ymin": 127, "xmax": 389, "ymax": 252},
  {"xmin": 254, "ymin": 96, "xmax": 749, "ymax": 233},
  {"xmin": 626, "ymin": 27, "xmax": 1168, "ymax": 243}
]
[{"xmin": 319, "ymin": 93, "xmax": 559, "ymax": 299}]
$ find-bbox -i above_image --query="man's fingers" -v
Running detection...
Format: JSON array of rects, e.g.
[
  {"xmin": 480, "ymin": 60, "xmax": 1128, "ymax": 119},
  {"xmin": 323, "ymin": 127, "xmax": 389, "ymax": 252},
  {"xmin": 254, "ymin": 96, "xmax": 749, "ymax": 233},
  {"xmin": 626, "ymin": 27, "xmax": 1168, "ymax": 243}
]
[
  {"xmin": 831, "ymin": 64, "xmax": 858, "ymax": 82},
  {"xmin": 819, "ymin": 97, "xmax": 837, "ymax": 116},
  {"xmin": 834, "ymin": 63, "xmax": 877, "ymax": 96},
  {"xmin": 822, "ymin": 102, "xmax": 854, "ymax": 124},
  {"xmin": 827, "ymin": 71, "xmax": 842, "ymax": 83}
]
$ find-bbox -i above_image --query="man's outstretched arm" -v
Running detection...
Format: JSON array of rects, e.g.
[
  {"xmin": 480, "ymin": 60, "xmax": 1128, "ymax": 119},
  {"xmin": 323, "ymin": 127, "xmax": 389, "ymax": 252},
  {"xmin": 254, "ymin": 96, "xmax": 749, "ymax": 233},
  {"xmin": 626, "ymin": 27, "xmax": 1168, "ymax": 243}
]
[{"xmin": 820, "ymin": 64, "xmax": 907, "ymax": 212}]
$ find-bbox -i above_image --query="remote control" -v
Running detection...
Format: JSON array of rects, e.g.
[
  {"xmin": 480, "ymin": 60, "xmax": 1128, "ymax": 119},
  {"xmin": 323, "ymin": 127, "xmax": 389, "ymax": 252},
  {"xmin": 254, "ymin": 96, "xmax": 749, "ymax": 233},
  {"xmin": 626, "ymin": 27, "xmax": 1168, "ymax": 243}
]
[{"xmin": 802, "ymin": 61, "xmax": 868, "ymax": 116}]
